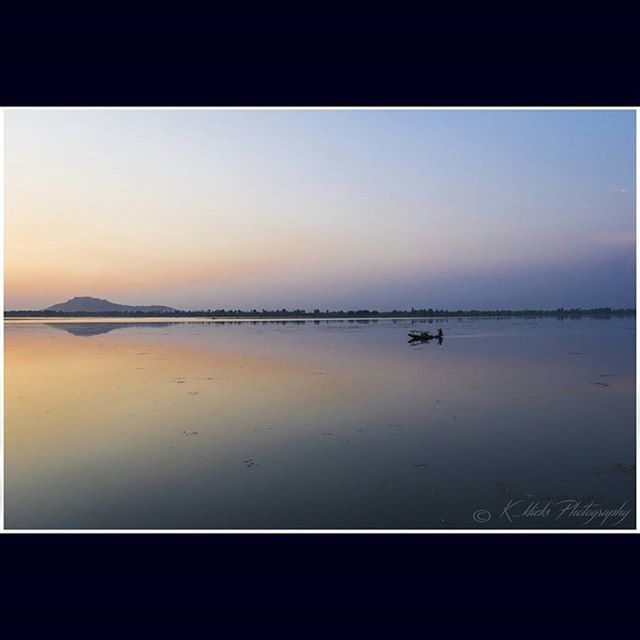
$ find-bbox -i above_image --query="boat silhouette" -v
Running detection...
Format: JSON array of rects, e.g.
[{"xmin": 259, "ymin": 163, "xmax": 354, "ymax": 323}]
[{"xmin": 408, "ymin": 328, "xmax": 443, "ymax": 343}]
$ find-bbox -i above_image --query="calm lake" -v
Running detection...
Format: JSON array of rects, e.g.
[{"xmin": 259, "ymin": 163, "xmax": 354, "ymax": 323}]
[{"xmin": 4, "ymin": 316, "xmax": 636, "ymax": 529}]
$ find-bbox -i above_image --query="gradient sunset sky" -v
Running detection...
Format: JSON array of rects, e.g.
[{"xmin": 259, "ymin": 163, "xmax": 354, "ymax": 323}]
[{"xmin": 5, "ymin": 109, "xmax": 636, "ymax": 311}]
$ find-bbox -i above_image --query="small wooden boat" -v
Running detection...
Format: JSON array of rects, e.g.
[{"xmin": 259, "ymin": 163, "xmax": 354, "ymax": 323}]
[
  {"xmin": 408, "ymin": 331, "xmax": 434, "ymax": 340},
  {"xmin": 408, "ymin": 329, "xmax": 443, "ymax": 341}
]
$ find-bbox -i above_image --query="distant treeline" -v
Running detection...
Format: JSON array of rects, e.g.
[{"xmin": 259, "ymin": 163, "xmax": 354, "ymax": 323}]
[{"xmin": 5, "ymin": 307, "xmax": 636, "ymax": 318}]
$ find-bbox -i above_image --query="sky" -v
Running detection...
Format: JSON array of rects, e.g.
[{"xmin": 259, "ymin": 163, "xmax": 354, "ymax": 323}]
[{"xmin": 4, "ymin": 109, "xmax": 636, "ymax": 311}]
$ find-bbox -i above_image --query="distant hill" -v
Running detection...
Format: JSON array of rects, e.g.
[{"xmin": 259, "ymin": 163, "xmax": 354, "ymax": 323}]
[{"xmin": 44, "ymin": 296, "xmax": 175, "ymax": 313}]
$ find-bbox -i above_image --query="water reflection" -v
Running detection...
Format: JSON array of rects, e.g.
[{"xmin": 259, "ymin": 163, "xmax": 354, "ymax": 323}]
[
  {"xmin": 47, "ymin": 322, "xmax": 179, "ymax": 336},
  {"xmin": 42, "ymin": 317, "xmax": 448, "ymax": 337},
  {"xmin": 4, "ymin": 316, "xmax": 635, "ymax": 529}
]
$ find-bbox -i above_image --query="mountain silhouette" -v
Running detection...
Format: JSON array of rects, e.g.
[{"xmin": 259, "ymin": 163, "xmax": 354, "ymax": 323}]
[{"xmin": 45, "ymin": 296, "xmax": 175, "ymax": 313}]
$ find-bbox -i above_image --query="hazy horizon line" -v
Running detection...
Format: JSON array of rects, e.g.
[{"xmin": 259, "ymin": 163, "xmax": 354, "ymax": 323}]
[{"xmin": 5, "ymin": 305, "xmax": 635, "ymax": 314}]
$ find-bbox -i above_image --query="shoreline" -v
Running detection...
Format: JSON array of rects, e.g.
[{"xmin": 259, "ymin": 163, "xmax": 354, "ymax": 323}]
[{"xmin": 4, "ymin": 313, "xmax": 636, "ymax": 325}]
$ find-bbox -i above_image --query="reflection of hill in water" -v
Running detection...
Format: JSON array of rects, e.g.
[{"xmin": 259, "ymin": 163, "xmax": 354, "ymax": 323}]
[
  {"xmin": 47, "ymin": 322, "xmax": 177, "ymax": 336},
  {"xmin": 46, "ymin": 318, "xmax": 435, "ymax": 337}
]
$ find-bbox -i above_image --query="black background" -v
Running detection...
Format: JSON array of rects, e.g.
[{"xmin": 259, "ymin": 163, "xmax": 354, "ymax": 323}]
[
  {"xmin": 3, "ymin": 533, "xmax": 638, "ymax": 630},
  {"xmin": 1, "ymin": 11, "xmax": 639, "ymax": 106},
  {"xmin": 1, "ymin": 10, "xmax": 638, "ymax": 631}
]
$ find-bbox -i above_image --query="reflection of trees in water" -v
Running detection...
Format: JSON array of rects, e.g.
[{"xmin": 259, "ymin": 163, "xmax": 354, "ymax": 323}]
[{"xmin": 46, "ymin": 317, "xmax": 441, "ymax": 337}]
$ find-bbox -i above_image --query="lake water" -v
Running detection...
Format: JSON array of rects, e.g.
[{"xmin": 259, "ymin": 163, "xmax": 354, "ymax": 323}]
[{"xmin": 4, "ymin": 316, "xmax": 636, "ymax": 529}]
